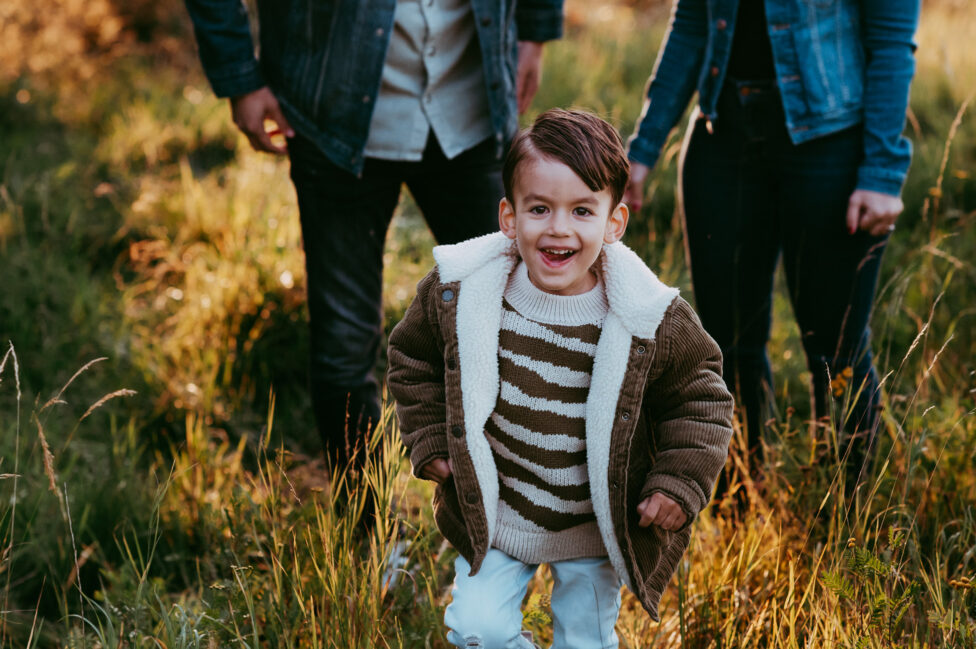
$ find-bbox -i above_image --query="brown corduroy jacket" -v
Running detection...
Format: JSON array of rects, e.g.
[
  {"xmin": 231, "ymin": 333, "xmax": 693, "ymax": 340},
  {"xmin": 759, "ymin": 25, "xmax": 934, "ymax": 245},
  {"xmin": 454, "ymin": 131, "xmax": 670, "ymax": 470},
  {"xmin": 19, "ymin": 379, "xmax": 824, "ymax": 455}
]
[{"xmin": 387, "ymin": 232, "xmax": 733, "ymax": 620}]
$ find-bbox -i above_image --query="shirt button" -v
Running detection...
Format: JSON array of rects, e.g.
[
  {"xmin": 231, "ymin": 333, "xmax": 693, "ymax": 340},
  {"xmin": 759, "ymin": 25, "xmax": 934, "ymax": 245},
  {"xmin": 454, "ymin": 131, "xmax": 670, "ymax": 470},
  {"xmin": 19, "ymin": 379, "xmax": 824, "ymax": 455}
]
[
  {"xmin": 427, "ymin": 46, "xmax": 436, "ymax": 57},
  {"xmin": 465, "ymin": 491, "xmax": 479, "ymax": 505},
  {"xmin": 441, "ymin": 288, "xmax": 455, "ymax": 301},
  {"xmin": 375, "ymin": 27, "xmax": 384, "ymax": 37},
  {"xmin": 451, "ymin": 425, "xmax": 463, "ymax": 438},
  {"xmin": 716, "ymin": 18, "xmax": 727, "ymax": 30},
  {"xmin": 621, "ymin": 411, "xmax": 631, "ymax": 421},
  {"xmin": 362, "ymin": 95, "xmax": 370, "ymax": 104}
]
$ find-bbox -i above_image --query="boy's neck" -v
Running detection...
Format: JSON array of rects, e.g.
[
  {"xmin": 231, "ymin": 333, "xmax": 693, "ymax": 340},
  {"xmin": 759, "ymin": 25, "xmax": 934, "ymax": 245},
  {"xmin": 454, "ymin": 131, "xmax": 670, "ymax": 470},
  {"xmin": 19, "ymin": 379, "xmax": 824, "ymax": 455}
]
[{"xmin": 506, "ymin": 262, "xmax": 608, "ymax": 325}]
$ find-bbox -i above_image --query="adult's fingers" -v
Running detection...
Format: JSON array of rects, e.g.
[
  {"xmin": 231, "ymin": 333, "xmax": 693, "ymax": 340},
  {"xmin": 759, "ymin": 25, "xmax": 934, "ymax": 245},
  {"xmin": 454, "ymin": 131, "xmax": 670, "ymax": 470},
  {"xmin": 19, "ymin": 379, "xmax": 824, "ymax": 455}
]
[
  {"xmin": 625, "ymin": 162, "xmax": 651, "ymax": 214},
  {"xmin": 517, "ymin": 73, "xmax": 538, "ymax": 114},
  {"xmin": 231, "ymin": 87, "xmax": 289, "ymax": 155},
  {"xmin": 845, "ymin": 194, "xmax": 863, "ymax": 235},
  {"xmin": 516, "ymin": 41, "xmax": 543, "ymax": 115},
  {"xmin": 623, "ymin": 180, "xmax": 643, "ymax": 213}
]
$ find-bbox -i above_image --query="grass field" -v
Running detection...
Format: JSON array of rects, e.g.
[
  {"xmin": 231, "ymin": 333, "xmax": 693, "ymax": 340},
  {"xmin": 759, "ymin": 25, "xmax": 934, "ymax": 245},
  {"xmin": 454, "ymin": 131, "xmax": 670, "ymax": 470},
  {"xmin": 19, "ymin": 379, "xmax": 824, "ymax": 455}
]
[{"xmin": 1, "ymin": 0, "xmax": 975, "ymax": 646}]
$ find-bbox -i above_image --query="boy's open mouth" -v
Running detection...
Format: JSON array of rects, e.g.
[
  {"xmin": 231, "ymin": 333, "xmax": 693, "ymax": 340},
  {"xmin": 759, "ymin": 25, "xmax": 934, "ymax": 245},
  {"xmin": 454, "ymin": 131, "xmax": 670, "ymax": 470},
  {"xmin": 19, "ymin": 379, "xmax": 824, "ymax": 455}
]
[{"xmin": 540, "ymin": 247, "xmax": 577, "ymax": 263}]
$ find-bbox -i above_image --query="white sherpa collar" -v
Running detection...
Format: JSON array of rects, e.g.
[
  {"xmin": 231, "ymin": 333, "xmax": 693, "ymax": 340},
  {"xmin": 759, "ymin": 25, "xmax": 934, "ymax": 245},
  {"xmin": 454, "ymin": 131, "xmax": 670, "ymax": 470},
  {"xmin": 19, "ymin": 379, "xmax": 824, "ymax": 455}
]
[{"xmin": 433, "ymin": 231, "xmax": 679, "ymax": 338}]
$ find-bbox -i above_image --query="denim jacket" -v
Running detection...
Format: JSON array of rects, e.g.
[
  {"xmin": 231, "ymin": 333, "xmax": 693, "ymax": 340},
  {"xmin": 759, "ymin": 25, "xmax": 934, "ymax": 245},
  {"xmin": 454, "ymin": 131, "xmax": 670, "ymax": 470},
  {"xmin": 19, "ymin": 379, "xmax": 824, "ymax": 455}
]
[
  {"xmin": 184, "ymin": 0, "xmax": 563, "ymax": 175},
  {"xmin": 628, "ymin": 0, "xmax": 920, "ymax": 196}
]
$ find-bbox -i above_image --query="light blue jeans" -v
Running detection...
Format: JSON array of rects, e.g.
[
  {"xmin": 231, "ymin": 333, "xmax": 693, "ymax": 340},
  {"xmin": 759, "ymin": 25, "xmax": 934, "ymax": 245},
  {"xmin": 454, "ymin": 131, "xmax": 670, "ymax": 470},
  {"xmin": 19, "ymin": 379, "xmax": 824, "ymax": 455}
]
[{"xmin": 444, "ymin": 548, "xmax": 622, "ymax": 649}]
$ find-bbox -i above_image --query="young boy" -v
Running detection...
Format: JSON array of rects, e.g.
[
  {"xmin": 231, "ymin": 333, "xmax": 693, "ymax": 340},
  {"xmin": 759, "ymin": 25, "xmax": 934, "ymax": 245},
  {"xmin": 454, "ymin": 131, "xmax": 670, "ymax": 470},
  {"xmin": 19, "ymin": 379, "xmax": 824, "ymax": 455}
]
[{"xmin": 388, "ymin": 109, "xmax": 733, "ymax": 648}]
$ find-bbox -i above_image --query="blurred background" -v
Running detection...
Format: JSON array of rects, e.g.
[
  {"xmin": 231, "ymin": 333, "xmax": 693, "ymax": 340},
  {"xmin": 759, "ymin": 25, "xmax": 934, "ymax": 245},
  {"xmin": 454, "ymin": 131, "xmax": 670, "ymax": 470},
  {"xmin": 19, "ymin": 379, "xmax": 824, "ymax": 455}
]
[{"xmin": 1, "ymin": 0, "xmax": 974, "ymax": 646}]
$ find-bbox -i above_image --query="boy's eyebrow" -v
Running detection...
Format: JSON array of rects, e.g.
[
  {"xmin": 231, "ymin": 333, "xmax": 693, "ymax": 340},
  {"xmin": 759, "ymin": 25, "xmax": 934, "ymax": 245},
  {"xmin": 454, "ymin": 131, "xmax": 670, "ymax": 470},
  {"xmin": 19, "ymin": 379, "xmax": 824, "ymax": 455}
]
[{"xmin": 522, "ymin": 192, "xmax": 601, "ymax": 206}]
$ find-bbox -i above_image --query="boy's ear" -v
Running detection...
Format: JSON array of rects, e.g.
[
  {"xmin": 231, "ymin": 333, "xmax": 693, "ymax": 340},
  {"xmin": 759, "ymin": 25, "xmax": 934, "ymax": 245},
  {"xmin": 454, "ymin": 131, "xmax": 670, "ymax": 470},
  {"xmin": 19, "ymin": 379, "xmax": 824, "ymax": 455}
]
[
  {"xmin": 498, "ymin": 197, "xmax": 517, "ymax": 239},
  {"xmin": 604, "ymin": 202, "xmax": 629, "ymax": 244}
]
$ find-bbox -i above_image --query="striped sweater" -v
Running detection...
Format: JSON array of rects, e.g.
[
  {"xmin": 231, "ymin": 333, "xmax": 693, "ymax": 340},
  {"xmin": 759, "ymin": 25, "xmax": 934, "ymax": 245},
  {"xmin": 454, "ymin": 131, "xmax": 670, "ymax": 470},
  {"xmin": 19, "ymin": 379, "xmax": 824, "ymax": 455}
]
[{"xmin": 487, "ymin": 262, "xmax": 609, "ymax": 562}]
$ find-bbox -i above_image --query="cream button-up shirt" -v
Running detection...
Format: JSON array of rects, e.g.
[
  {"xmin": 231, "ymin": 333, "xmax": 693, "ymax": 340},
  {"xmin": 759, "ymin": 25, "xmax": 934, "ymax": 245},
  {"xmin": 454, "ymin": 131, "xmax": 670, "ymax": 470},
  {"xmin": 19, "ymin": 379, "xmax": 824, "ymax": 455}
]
[{"xmin": 363, "ymin": 0, "xmax": 495, "ymax": 161}]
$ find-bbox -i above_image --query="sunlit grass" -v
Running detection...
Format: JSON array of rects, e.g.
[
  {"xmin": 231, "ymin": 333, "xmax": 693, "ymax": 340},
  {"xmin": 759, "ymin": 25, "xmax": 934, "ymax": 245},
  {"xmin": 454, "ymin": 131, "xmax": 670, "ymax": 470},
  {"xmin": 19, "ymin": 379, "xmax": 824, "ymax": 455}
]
[{"xmin": 1, "ymin": 0, "xmax": 975, "ymax": 646}]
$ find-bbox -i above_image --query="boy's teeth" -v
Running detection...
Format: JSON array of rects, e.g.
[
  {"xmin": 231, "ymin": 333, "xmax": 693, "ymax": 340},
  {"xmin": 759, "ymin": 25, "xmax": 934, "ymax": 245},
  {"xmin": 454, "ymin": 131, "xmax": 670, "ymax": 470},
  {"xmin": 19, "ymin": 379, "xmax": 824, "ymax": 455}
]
[{"xmin": 543, "ymin": 248, "xmax": 573, "ymax": 255}]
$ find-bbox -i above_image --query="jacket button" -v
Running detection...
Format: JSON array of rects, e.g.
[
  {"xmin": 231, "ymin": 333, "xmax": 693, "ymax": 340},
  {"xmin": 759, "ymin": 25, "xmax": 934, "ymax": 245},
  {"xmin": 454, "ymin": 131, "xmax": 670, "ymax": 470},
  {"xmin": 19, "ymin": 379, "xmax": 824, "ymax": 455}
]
[
  {"xmin": 710, "ymin": 66, "xmax": 720, "ymax": 77},
  {"xmin": 637, "ymin": 345, "xmax": 646, "ymax": 354},
  {"xmin": 481, "ymin": 16, "xmax": 492, "ymax": 27},
  {"xmin": 441, "ymin": 288, "xmax": 455, "ymax": 301},
  {"xmin": 716, "ymin": 18, "xmax": 727, "ymax": 30},
  {"xmin": 621, "ymin": 411, "xmax": 631, "ymax": 421},
  {"xmin": 465, "ymin": 491, "xmax": 478, "ymax": 505},
  {"xmin": 447, "ymin": 358, "xmax": 456, "ymax": 370},
  {"xmin": 451, "ymin": 425, "xmax": 463, "ymax": 438},
  {"xmin": 611, "ymin": 480, "xmax": 620, "ymax": 490}
]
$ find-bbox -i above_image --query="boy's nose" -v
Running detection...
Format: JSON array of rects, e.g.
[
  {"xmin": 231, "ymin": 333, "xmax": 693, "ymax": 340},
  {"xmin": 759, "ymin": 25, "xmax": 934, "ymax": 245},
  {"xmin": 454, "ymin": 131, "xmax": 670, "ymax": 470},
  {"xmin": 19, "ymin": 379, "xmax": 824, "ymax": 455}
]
[{"xmin": 547, "ymin": 210, "xmax": 572, "ymax": 234}]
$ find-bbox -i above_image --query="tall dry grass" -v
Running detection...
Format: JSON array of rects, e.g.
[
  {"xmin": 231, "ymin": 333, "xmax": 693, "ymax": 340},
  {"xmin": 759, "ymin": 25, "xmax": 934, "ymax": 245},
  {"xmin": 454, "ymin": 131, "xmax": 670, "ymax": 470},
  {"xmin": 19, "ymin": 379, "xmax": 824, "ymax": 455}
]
[{"xmin": 1, "ymin": 0, "xmax": 974, "ymax": 646}]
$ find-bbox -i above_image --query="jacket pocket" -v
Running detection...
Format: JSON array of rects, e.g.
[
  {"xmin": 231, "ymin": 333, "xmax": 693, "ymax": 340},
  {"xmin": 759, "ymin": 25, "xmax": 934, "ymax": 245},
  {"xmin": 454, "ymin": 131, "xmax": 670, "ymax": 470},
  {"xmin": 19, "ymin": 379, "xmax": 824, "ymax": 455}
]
[
  {"xmin": 433, "ymin": 477, "xmax": 471, "ymax": 546},
  {"xmin": 792, "ymin": 2, "xmax": 864, "ymax": 116}
]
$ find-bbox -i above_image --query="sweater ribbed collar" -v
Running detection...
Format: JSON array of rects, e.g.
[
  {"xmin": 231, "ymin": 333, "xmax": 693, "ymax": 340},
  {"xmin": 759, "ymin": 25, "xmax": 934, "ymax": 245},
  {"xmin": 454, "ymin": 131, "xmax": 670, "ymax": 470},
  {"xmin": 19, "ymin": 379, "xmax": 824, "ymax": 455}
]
[{"xmin": 504, "ymin": 261, "xmax": 609, "ymax": 325}]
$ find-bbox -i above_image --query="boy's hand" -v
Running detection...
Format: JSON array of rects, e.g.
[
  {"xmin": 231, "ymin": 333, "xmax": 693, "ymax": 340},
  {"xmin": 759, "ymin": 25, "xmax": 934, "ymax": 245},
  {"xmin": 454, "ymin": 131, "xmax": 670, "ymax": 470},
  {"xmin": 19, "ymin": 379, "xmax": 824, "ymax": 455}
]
[
  {"xmin": 637, "ymin": 493, "xmax": 687, "ymax": 531},
  {"xmin": 420, "ymin": 458, "xmax": 453, "ymax": 484}
]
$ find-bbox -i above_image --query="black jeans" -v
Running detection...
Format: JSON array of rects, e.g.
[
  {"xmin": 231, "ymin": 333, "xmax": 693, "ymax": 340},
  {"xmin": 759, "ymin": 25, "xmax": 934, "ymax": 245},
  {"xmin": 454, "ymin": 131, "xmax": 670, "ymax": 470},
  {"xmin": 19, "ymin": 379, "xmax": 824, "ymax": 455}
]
[
  {"xmin": 679, "ymin": 79, "xmax": 889, "ymax": 488},
  {"xmin": 288, "ymin": 133, "xmax": 502, "ymax": 469}
]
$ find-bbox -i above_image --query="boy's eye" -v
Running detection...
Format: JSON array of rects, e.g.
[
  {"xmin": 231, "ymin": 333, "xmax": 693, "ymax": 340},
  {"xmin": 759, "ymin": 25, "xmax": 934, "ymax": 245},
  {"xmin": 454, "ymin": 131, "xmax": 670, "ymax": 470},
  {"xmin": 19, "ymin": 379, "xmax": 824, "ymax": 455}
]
[
  {"xmin": 573, "ymin": 207, "xmax": 593, "ymax": 216},
  {"xmin": 529, "ymin": 205, "xmax": 548, "ymax": 215}
]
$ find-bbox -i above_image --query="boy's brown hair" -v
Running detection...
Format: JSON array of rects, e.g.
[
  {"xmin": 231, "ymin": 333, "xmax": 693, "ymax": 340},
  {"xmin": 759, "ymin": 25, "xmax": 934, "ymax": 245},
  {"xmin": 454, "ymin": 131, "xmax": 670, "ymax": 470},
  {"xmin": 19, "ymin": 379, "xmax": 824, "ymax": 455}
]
[{"xmin": 502, "ymin": 108, "xmax": 630, "ymax": 209}]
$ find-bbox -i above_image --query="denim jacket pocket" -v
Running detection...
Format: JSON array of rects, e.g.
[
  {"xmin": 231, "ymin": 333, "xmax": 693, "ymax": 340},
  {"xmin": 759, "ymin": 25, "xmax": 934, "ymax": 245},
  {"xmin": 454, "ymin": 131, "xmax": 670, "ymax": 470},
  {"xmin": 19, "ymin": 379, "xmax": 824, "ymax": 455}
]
[{"xmin": 792, "ymin": 1, "xmax": 864, "ymax": 117}]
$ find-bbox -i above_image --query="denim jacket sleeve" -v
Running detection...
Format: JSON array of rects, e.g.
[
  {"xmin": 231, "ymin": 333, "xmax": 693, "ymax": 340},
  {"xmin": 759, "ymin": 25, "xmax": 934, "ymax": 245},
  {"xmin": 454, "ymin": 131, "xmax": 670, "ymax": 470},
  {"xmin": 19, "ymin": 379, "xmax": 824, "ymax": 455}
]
[
  {"xmin": 627, "ymin": 0, "xmax": 708, "ymax": 168},
  {"xmin": 183, "ymin": 0, "xmax": 266, "ymax": 98},
  {"xmin": 856, "ymin": 0, "xmax": 921, "ymax": 196},
  {"xmin": 515, "ymin": 0, "xmax": 565, "ymax": 42}
]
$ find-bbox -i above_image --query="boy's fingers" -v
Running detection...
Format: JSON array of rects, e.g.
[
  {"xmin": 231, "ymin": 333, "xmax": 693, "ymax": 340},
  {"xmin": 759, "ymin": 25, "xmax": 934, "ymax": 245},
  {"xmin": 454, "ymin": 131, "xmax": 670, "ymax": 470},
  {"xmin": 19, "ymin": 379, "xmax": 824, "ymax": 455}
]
[{"xmin": 644, "ymin": 496, "xmax": 662, "ymax": 522}]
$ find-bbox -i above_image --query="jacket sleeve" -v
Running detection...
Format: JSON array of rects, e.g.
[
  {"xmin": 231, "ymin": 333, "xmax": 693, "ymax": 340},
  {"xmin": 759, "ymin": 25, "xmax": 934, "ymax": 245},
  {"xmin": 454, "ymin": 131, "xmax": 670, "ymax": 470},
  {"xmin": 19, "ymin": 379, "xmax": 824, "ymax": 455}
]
[
  {"xmin": 627, "ymin": 0, "xmax": 708, "ymax": 168},
  {"xmin": 387, "ymin": 269, "xmax": 451, "ymax": 478},
  {"xmin": 515, "ymin": 0, "xmax": 564, "ymax": 42},
  {"xmin": 855, "ymin": 0, "xmax": 921, "ymax": 196},
  {"xmin": 640, "ymin": 298, "xmax": 733, "ymax": 527},
  {"xmin": 183, "ymin": 0, "xmax": 266, "ymax": 98}
]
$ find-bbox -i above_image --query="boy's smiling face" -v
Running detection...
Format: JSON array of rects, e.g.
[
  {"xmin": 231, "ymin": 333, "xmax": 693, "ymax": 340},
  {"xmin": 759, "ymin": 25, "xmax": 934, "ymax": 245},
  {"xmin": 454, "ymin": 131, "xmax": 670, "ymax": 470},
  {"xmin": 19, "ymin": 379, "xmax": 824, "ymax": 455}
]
[{"xmin": 499, "ymin": 153, "xmax": 628, "ymax": 296}]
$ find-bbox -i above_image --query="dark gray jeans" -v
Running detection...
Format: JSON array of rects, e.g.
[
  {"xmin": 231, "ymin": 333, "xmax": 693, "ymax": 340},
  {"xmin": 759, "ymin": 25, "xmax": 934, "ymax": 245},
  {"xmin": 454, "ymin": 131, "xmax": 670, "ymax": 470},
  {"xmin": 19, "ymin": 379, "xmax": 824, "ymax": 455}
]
[
  {"xmin": 288, "ymin": 133, "xmax": 502, "ymax": 469},
  {"xmin": 680, "ymin": 79, "xmax": 889, "ymax": 489}
]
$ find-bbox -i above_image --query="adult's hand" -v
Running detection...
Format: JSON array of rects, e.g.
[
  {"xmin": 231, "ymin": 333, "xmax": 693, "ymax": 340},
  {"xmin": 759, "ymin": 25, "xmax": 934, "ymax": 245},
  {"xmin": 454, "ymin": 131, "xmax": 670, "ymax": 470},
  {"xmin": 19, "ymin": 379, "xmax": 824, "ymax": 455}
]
[
  {"xmin": 516, "ymin": 41, "xmax": 544, "ymax": 115},
  {"xmin": 231, "ymin": 86, "xmax": 295, "ymax": 155},
  {"xmin": 419, "ymin": 458, "xmax": 453, "ymax": 484},
  {"xmin": 636, "ymin": 492, "xmax": 687, "ymax": 531},
  {"xmin": 624, "ymin": 161, "xmax": 651, "ymax": 213},
  {"xmin": 846, "ymin": 188, "xmax": 903, "ymax": 237}
]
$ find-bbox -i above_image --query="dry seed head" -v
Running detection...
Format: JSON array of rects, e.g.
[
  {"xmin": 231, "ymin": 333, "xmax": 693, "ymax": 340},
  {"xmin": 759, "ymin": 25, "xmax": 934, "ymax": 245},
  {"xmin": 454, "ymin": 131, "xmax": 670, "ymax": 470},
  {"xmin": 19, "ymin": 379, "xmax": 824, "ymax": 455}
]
[{"xmin": 79, "ymin": 389, "xmax": 138, "ymax": 421}]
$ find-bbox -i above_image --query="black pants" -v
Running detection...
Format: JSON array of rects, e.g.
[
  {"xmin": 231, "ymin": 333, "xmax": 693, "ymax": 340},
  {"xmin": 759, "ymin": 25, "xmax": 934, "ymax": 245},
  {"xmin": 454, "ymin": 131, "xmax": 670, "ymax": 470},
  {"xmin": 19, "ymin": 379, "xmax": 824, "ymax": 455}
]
[
  {"xmin": 288, "ymin": 133, "xmax": 503, "ymax": 470},
  {"xmin": 679, "ymin": 79, "xmax": 888, "ymax": 488}
]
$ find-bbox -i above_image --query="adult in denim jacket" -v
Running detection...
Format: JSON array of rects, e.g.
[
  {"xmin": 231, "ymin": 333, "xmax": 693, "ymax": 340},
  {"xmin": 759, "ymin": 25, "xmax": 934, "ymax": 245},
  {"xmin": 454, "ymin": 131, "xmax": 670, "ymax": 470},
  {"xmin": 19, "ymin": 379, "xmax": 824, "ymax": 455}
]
[
  {"xmin": 183, "ymin": 0, "xmax": 563, "ymax": 478},
  {"xmin": 624, "ymin": 0, "xmax": 920, "ymax": 496}
]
